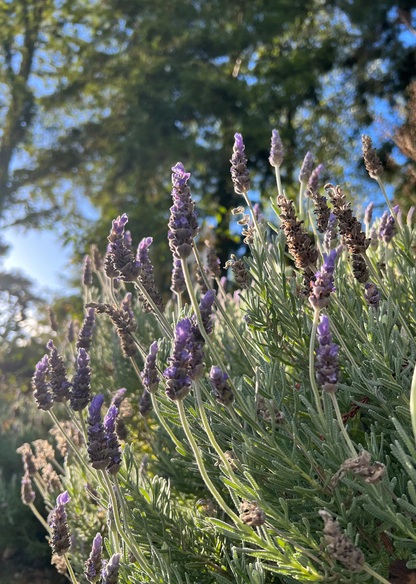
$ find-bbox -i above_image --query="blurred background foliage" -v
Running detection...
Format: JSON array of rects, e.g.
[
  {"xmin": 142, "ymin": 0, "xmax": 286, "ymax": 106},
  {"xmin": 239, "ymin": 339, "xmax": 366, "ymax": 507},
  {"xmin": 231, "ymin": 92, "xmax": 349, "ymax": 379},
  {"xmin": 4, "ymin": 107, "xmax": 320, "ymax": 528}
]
[{"xmin": 1, "ymin": 0, "xmax": 416, "ymax": 578}]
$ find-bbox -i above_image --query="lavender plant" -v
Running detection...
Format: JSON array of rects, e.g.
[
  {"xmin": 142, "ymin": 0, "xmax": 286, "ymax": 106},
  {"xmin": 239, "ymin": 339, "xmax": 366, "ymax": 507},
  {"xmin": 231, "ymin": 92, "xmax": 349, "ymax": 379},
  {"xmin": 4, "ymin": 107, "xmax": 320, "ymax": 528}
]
[{"xmin": 20, "ymin": 131, "xmax": 416, "ymax": 584}]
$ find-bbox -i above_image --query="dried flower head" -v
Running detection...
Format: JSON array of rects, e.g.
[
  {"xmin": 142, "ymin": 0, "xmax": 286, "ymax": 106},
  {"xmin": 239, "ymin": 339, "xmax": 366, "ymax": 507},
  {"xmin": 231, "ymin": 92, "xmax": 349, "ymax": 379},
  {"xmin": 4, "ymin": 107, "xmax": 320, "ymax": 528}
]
[
  {"xmin": 32, "ymin": 439, "xmax": 55, "ymax": 468},
  {"xmin": 90, "ymin": 244, "xmax": 103, "ymax": 271},
  {"xmin": 42, "ymin": 464, "xmax": 63, "ymax": 492},
  {"xmin": 225, "ymin": 254, "xmax": 251, "ymax": 289},
  {"xmin": 331, "ymin": 449, "xmax": 385, "ymax": 488},
  {"xmin": 205, "ymin": 240, "xmax": 221, "ymax": 279},
  {"xmin": 362, "ymin": 135, "xmax": 383, "ymax": 179},
  {"xmin": 257, "ymin": 396, "xmax": 285, "ymax": 423},
  {"xmin": 240, "ymin": 500, "xmax": 266, "ymax": 527},
  {"xmin": 21, "ymin": 473, "xmax": 35, "ymax": 505},
  {"xmin": 111, "ymin": 388, "xmax": 127, "ymax": 410},
  {"xmin": 277, "ymin": 195, "xmax": 318, "ymax": 269},
  {"xmin": 17, "ymin": 443, "xmax": 37, "ymax": 476},
  {"xmin": 86, "ymin": 302, "xmax": 137, "ymax": 358},
  {"xmin": 50, "ymin": 421, "xmax": 84, "ymax": 457},
  {"xmin": 51, "ymin": 554, "xmax": 67, "ymax": 575},
  {"xmin": 230, "ymin": 133, "xmax": 250, "ymax": 194},
  {"xmin": 269, "ymin": 129, "xmax": 284, "ymax": 168},
  {"xmin": 319, "ymin": 510, "xmax": 365, "ymax": 573},
  {"xmin": 364, "ymin": 282, "xmax": 381, "ymax": 310},
  {"xmin": 49, "ymin": 491, "xmax": 71, "ymax": 556},
  {"xmin": 48, "ymin": 306, "xmax": 58, "ymax": 332},
  {"xmin": 195, "ymin": 263, "xmax": 210, "ymax": 295},
  {"xmin": 309, "ymin": 188, "xmax": 331, "ymax": 233}
]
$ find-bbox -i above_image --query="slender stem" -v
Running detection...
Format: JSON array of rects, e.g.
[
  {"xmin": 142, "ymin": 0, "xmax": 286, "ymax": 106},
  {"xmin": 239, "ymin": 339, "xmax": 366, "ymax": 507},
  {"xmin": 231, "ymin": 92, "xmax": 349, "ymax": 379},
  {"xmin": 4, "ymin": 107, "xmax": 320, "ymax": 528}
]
[
  {"xmin": 176, "ymin": 400, "xmax": 242, "ymax": 525},
  {"xmin": 133, "ymin": 278, "xmax": 173, "ymax": 339},
  {"xmin": 363, "ymin": 564, "xmax": 392, "ymax": 584},
  {"xmin": 29, "ymin": 503, "xmax": 50, "ymax": 532},
  {"xmin": 215, "ymin": 276, "xmax": 227, "ymax": 300},
  {"xmin": 63, "ymin": 554, "xmax": 78, "ymax": 584},
  {"xmin": 275, "ymin": 166, "xmax": 283, "ymax": 199},
  {"xmin": 48, "ymin": 410, "xmax": 93, "ymax": 479},
  {"xmin": 176, "ymin": 292, "xmax": 182, "ymax": 315},
  {"xmin": 64, "ymin": 403, "xmax": 84, "ymax": 436},
  {"xmin": 329, "ymin": 393, "xmax": 357, "ymax": 457},
  {"xmin": 33, "ymin": 474, "xmax": 48, "ymax": 501},
  {"xmin": 309, "ymin": 309, "xmax": 326, "ymax": 425},
  {"xmin": 242, "ymin": 190, "xmax": 266, "ymax": 249},
  {"xmin": 193, "ymin": 246, "xmax": 257, "ymax": 370},
  {"xmin": 78, "ymin": 410, "xmax": 87, "ymax": 443},
  {"xmin": 101, "ymin": 471, "xmax": 154, "ymax": 579},
  {"xmin": 130, "ymin": 356, "xmax": 144, "ymax": 381},
  {"xmin": 151, "ymin": 394, "xmax": 185, "ymax": 452},
  {"xmin": 51, "ymin": 458, "xmax": 65, "ymax": 475},
  {"xmin": 298, "ymin": 181, "xmax": 306, "ymax": 219},
  {"xmin": 308, "ymin": 210, "xmax": 324, "ymax": 255}
]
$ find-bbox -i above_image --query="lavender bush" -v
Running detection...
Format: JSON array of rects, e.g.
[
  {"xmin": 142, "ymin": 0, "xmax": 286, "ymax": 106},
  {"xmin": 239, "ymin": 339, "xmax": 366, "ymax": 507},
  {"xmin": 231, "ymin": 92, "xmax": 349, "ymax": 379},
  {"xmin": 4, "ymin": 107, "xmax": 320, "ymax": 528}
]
[{"xmin": 18, "ymin": 133, "xmax": 416, "ymax": 584}]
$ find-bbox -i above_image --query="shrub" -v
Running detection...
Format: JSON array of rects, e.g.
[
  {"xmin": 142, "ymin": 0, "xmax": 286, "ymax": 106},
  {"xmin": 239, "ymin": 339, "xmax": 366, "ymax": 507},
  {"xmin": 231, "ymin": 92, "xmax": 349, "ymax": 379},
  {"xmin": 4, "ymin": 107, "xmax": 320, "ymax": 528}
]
[{"xmin": 19, "ymin": 132, "xmax": 416, "ymax": 584}]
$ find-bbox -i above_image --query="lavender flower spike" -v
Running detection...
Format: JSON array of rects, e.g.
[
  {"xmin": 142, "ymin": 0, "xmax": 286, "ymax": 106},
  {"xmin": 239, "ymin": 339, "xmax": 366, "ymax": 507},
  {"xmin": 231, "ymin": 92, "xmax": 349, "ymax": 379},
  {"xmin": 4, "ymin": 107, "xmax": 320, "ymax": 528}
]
[
  {"xmin": 87, "ymin": 395, "xmax": 109, "ymax": 470},
  {"xmin": 364, "ymin": 202, "xmax": 374, "ymax": 226},
  {"xmin": 70, "ymin": 348, "xmax": 91, "ymax": 411},
  {"xmin": 82, "ymin": 255, "xmax": 93, "ymax": 287},
  {"xmin": 84, "ymin": 532, "xmax": 103, "ymax": 583},
  {"xmin": 102, "ymin": 553, "xmax": 121, "ymax": 584},
  {"xmin": 104, "ymin": 405, "xmax": 122, "ymax": 475},
  {"xmin": 308, "ymin": 164, "xmax": 324, "ymax": 192},
  {"xmin": 171, "ymin": 257, "xmax": 186, "ymax": 294},
  {"xmin": 378, "ymin": 210, "xmax": 396, "ymax": 243},
  {"xmin": 107, "ymin": 214, "xmax": 141, "ymax": 281},
  {"xmin": 299, "ymin": 152, "xmax": 314, "ymax": 183},
  {"xmin": 168, "ymin": 162, "xmax": 199, "ymax": 260},
  {"xmin": 141, "ymin": 341, "xmax": 160, "ymax": 394},
  {"xmin": 364, "ymin": 283, "xmax": 381, "ymax": 310},
  {"xmin": 32, "ymin": 355, "xmax": 53, "ymax": 411},
  {"xmin": 230, "ymin": 133, "xmax": 250, "ymax": 194},
  {"xmin": 269, "ymin": 129, "xmax": 284, "ymax": 168},
  {"xmin": 136, "ymin": 236, "xmax": 164, "ymax": 313},
  {"xmin": 316, "ymin": 315, "xmax": 339, "ymax": 394},
  {"xmin": 164, "ymin": 318, "xmax": 193, "ymax": 401},
  {"xmin": 323, "ymin": 213, "xmax": 338, "ymax": 252},
  {"xmin": 49, "ymin": 491, "xmax": 71, "ymax": 556},
  {"xmin": 209, "ymin": 366, "xmax": 234, "ymax": 407},
  {"xmin": 76, "ymin": 307, "xmax": 96, "ymax": 351},
  {"xmin": 309, "ymin": 248, "xmax": 338, "ymax": 309},
  {"xmin": 111, "ymin": 388, "xmax": 127, "ymax": 409},
  {"xmin": 407, "ymin": 206, "xmax": 415, "ymax": 228},
  {"xmin": 47, "ymin": 340, "xmax": 71, "ymax": 402}
]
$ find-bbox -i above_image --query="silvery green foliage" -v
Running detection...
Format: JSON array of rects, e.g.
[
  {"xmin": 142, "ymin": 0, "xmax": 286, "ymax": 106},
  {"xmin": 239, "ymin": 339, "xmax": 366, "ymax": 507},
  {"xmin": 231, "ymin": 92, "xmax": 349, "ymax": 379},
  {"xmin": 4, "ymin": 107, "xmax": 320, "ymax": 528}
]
[{"xmin": 23, "ymin": 134, "xmax": 416, "ymax": 584}]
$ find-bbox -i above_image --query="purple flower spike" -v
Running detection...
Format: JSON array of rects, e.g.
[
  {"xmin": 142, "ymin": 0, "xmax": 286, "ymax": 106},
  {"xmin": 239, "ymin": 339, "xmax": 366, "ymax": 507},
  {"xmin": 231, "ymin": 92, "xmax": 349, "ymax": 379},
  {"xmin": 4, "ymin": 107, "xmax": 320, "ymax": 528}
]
[
  {"xmin": 164, "ymin": 318, "xmax": 193, "ymax": 401},
  {"xmin": 299, "ymin": 152, "xmax": 314, "ymax": 183},
  {"xmin": 111, "ymin": 388, "xmax": 127, "ymax": 409},
  {"xmin": 124, "ymin": 230, "xmax": 132, "ymax": 249},
  {"xmin": 308, "ymin": 164, "xmax": 324, "ymax": 192},
  {"xmin": 47, "ymin": 340, "xmax": 71, "ymax": 403},
  {"xmin": 49, "ymin": 491, "xmax": 71, "ymax": 556},
  {"xmin": 316, "ymin": 315, "xmax": 339, "ymax": 394},
  {"xmin": 230, "ymin": 133, "xmax": 250, "ymax": 194},
  {"xmin": 110, "ymin": 214, "xmax": 129, "ymax": 239},
  {"xmin": 21, "ymin": 473, "xmax": 36, "ymax": 505},
  {"xmin": 309, "ymin": 248, "xmax": 338, "ymax": 309},
  {"xmin": 107, "ymin": 214, "xmax": 141, "ymax": 282},
  {"xmin": 32, "ymin": 355, "xmax": 53, "ymax": 411},
  {"xmin": 136, "ymin": 237, "xmax": 164, "ymax": 313},
  {"xmin": 269, "ymin": 129, "xmax": 284, "ymax": 168},
  {"xmin": 70, "ymin": 348, "xmax": 91, "ymax": 412},
  {"xmin": 171, "ymin": 257, "xmax": 186, "ymax": 294},
  {"xmin": 82, "ymin": 255, "xmax": 93, "ymax": 287},
  {"xmin": 84, "ymin": 532, "xmax": 103, "ymax": 584},
  {"xmin": 407, "ymin": 206, "xmax": 415, "ymax": 228},
  {"xmin": 87, "ymin": 395, "xmax": 109, "ymax": 470},
  {"xmin": 378, "ymin": 210, "xmax": 396, "ymax": 243},
  {"xmin": 209, "ymin": 366, "xmax": 234, "ymax": 407},
  {"xmin": 168, "ymin": 162, "xmax": 199, "ymax": 261},
  {"xmin": 104, "ymin": 406, "xmax": 122, "ymax": 475},
  {"xmin": 102, "ymin": 553, "xmax": 121, "ymax": 584},
  {"xmin": 141, "ymin": 341, "xmax": 160, "ymax": 394},
  {"xmin": 76, "ymin": 308, "xmax": 96, "ymax": 351},
  {"xmin": 364, "ymin": 202, "xmax": 374, "ymax": 226}
]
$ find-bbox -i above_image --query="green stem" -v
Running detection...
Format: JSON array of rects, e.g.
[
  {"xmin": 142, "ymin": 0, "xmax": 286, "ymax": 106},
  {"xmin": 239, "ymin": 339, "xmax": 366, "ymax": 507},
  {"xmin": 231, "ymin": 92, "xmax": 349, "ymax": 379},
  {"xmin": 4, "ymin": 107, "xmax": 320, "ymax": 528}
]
[
  {"xmin": 329, "ymin": 393, "xmax": 357, "ymax": 457},
  {"xmin": 133, "ymin": 278, "xmax": 173, "ymax": 339},
  {"xmin": 48, "ymin": 410, "xmax": 93, "ymax": 479},
  {"xmin": 193, "ymin": 246, "xmax": 257, "ymax": 370},
  {"xmin": 51, "ymin": 458, "xmax": 65, "ymax": 475},
  {"xmin": 363, "ymin": 564, "xmax": 392, "ymax": 584},
  {"xmin": 151, "ymin": 394, "xmax": 185, "ymax": 453},
  {"xmin": 176, "ymin": 399, "xmax": 242, "ymax": 525},
  {"xmin": 29, "ymin": 503, "xmax": 50, "ymax": 532},
  {"xmin": 78, "ymin": 410, "xmax": 87, "ymax": 443},
  {"xmin": 309, "ymin": 308, "xmax": 326, "ymax": 425},
  {"xmin": 63, "ymin": 554, "xmax": 78, "ymax": 584},
  {"xmin": 101, "ymin": 471, "xmax": 154, "ymax": 579},
  {"xmin": 176, "ymin": 292, "xmax": 182, "ymax": 315},
  {"xmin": 298, "ymin": 181, "xmax": 306, "ymax": 219},
  {"xmin": 275, "ymin": 166, "xmax": 283, "ymax": 199}
]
